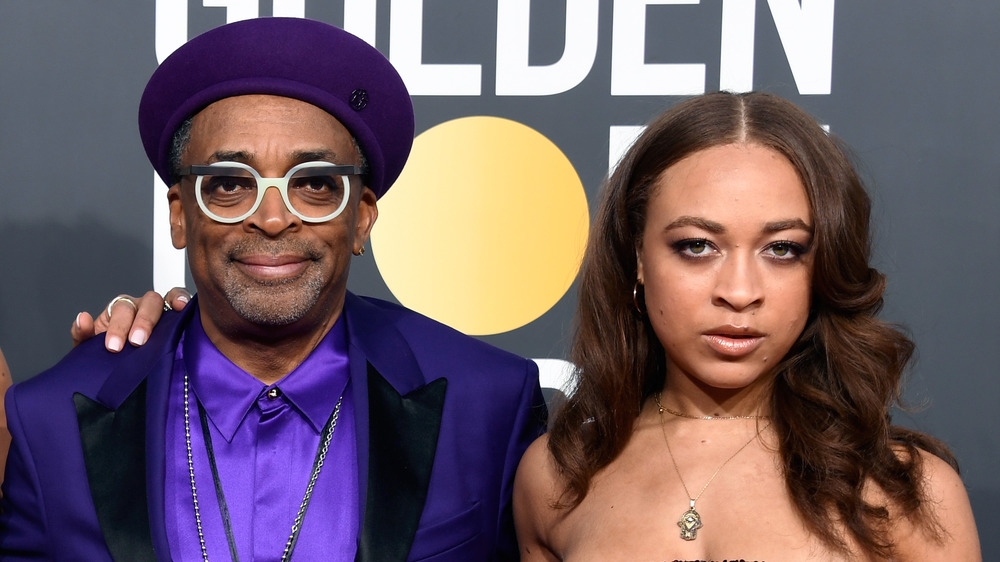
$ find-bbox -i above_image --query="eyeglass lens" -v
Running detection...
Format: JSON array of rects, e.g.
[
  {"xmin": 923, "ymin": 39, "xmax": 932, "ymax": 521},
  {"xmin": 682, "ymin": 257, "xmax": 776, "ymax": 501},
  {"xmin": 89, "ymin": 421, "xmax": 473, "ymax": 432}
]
[{"xmin": 199, "ymin": 167, "xmax": 347, "ymax": 220}]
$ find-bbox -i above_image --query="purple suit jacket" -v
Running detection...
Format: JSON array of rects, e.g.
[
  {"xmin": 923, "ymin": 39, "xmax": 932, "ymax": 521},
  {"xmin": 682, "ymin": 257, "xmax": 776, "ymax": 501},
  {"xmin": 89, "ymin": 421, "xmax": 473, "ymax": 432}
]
[{"xmin": 0, "ymin": 293, "xmax": 547, "ymax": 561}]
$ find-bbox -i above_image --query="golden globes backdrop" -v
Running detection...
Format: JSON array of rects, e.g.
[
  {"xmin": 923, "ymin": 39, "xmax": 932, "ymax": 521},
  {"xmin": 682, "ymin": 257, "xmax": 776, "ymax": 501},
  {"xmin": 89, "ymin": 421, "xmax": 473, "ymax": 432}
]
[{"xmin": 1, "ymin": 1, "xmax": 997, "ymax": 554}]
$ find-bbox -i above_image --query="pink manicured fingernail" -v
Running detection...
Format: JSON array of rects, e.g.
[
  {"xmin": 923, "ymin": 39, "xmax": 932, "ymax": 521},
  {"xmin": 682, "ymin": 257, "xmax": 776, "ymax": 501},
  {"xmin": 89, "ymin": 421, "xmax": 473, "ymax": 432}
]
[
  {"xmin": 75, "ymin": 313, "xmax": 83, "ymax": 329},
  {"xmin": 177, "ymin": 294, "xmax": 190, "ymax": 304},
  {"xmin": 108, "ymin": 336, "xmax": 123, "ymax": 352},
  {"xmin": 129, "ymin": 329, "xmax": 148, "ymax": 346}
]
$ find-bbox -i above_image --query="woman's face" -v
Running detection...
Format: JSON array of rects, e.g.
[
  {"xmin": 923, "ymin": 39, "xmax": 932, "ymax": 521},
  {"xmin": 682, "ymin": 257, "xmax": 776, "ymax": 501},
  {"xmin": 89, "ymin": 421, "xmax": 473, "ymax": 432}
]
[{"xmin": 637, "ymin": 143, "xmax": 814, "ymax": 393}]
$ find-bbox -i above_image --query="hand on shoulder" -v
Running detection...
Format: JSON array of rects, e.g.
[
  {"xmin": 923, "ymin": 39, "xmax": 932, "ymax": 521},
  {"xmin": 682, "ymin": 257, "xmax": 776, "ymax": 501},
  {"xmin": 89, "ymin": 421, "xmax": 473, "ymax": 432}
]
[{"xmin": 70, "ymin": 288, "xmax": 192, "ymax": 352}]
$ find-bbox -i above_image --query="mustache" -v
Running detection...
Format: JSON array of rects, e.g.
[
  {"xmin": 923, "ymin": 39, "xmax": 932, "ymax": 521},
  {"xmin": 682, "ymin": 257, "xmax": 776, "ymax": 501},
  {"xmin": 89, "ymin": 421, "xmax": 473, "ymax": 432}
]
[{"xmin": 224, "ymin": 237, "xmax": 325, "ymax": 262}]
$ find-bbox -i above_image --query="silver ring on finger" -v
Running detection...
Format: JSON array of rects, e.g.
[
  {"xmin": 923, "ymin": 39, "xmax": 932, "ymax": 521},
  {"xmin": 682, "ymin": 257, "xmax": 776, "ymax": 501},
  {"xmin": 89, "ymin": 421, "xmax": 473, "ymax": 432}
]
[{"xmin": 107, "ymin": 295, "xmax": 138, "ymax": 320}]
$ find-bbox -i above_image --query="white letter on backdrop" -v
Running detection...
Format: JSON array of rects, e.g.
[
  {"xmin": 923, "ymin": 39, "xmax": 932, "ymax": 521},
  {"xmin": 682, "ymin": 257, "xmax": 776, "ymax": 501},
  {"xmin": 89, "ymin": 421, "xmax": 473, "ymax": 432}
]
[
  {"xmin": 157, "ymin": 0, "xmax": 262, "ymax": 63},
  {"xmin": 153, "ymin": 0, "xmax": 189, "ymax": 292},
  {"xmin": 344, "ymin": 0, "xmax": 378, "ymax": 47},
  {"xmin": 273, "ymin": 0, "xmax": 378, "ymax": 47},
  {"xmin": 272, "ymin": 0, "xmax": 305, "ymax": 18},
  {"xmin": 611, "ymin": 0, "xmax": 705, "ymax": 96},
  {"xmin": 766, "ymin": 0, "xmax": 835, "ymax": 94},
  {"xmin": 389, "ymin": 0, "xmax": 481, "ymax": 95},
  {"xmin": 608, "ymin": 125, "xmax": 645, "ymax": 173},
  {"xmin": 496, "ymin": 0, "xmax": 599, "ymax": 96},
  {"xmin": 533, "ymin": 359, "xmax": 578, "ymax": 395},
  {"xmin": 155, "ymin": 0, "xmax": 187, "ymax": 63},
  {"xmin": 201, "ymin": 0, "xmax": 259, "ymax": 23},
  {"xmin": 719, "ymin": 0, "xmax": 755, "ymax": 92}
]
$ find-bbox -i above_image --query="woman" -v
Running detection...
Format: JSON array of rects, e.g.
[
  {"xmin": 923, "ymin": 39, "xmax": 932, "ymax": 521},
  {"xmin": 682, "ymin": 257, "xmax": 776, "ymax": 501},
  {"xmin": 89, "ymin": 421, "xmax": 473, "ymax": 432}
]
[
  {"xmin": 514, "ymin": 92, "xmax": 980, "ymax": 560},
  {"xmin": 0, "ymin": 347, "xmax": 10, "ymax": 490}
]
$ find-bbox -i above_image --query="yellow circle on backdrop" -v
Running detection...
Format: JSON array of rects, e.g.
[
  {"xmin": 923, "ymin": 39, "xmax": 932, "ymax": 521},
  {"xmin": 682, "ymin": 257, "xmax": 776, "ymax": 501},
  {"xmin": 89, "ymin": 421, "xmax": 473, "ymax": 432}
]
[{"xmin": 371, "ymin": 116, "xmax": 590, "ymax": 336}]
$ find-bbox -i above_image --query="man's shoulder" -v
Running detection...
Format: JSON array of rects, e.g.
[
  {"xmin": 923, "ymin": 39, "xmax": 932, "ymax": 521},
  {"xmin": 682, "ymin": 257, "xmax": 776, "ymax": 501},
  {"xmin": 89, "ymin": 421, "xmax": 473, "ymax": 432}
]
[
  {"xmin": 350, "ymin": 294, "xmax": 532, "ymax": 367},
  {"xmin": 349, "ymin": 294, "xmax": 450, "ymax": 329},
  {"xmin": 3, "ymin": 337, "xmax": 133, "ymax": 444},
  {"xmin": 12, "ymin": 309, "xmax": 186, "ymax": 404},
  {"xmin": 13, "ymin": 337, "xmax": 123, "ymax": 399}
]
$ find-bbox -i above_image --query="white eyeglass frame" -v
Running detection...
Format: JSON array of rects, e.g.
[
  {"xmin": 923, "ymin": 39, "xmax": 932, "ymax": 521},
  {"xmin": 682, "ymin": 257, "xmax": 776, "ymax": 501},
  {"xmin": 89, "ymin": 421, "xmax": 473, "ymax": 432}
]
[{"xmin": 183, "ymin": 160, "xmax": 366, "ymax": 224}]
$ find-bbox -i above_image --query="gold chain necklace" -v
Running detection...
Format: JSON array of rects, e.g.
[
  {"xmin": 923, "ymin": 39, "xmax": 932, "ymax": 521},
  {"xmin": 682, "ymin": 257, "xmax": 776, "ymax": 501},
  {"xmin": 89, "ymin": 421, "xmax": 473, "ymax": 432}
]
[
  {"xmin": 659, "ymin": 403, "xmax": 767, "ymax": 421},
  {"xmin": 654, "ymin": 392, "xmax": 770, "ymax": 541}
]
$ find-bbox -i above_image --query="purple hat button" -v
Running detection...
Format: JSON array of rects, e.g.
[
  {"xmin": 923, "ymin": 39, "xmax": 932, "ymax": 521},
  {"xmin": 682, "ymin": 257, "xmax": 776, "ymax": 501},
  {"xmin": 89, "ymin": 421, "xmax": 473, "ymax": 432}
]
[{"xmin": 350, "ymin": 89, "xmax": 369, "ymax": 111}]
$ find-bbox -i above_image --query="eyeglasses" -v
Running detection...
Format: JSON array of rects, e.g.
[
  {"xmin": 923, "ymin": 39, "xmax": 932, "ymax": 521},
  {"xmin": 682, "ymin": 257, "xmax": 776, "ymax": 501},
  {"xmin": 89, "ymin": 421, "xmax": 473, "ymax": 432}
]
[{"xmin": 181, "ymin": 161, "xmax": 367, "ymax": 224}]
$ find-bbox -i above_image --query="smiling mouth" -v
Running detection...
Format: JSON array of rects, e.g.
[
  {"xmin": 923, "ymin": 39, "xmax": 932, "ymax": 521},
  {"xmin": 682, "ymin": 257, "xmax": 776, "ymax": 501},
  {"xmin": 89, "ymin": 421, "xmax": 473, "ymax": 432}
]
[{"xmin": 235, "ymin": 256, "xmax": 311, "ymax": 281}]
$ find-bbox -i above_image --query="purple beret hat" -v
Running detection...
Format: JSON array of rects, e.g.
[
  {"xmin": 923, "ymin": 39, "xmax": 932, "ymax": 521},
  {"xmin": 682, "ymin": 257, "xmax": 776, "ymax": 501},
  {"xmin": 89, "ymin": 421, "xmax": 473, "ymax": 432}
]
[{"xmin": 138, "ymin": 17, "xmax": 414, "ymax": 198}]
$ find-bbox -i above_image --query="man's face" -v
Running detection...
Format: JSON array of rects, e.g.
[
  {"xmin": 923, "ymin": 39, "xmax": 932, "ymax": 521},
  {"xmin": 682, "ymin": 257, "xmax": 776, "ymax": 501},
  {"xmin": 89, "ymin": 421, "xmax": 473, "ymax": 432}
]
[{"xmin": 167, "ymin": 94, "xmax": 377, "ymax": 339}]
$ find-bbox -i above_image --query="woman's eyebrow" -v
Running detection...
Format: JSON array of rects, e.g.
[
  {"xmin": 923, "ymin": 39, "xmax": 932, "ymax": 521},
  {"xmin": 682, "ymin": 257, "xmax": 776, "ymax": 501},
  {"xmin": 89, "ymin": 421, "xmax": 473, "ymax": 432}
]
[
  {"xmin": 665, "ymin": 216, "xmax": 725, "ymax": 233},
  {"xmin": 763, "ymin": 218, "xmax": 813, "ymax": 234},
  {"xmin": 664, "ymin": 216, "xmax": 813, "ymax": 236}
]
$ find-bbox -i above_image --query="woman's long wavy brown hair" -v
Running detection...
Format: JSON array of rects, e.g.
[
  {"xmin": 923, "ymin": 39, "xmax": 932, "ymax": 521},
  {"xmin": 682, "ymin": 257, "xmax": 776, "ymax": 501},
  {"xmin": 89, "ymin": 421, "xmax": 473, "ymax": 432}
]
[{"xmin": 548, "ymin": 91, "xmax": 955, "ymax": 557}]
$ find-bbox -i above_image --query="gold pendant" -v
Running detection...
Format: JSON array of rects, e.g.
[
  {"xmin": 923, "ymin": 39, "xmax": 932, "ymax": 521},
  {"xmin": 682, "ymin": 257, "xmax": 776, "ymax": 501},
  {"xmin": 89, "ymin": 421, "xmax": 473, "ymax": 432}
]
[{"xmin": 677, "ymin": 507, "xmax": 702, "ymax": 540}]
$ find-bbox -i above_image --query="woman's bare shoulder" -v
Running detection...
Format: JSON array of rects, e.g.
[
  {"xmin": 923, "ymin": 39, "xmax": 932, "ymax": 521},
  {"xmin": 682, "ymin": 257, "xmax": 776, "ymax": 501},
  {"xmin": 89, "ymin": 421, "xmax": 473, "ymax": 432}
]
[
  {"xmin": 0, "ymin": 346, "xmax": 9, "ymax": 389},
  {"xmin": 0, "ymin": 345, "xmax": 10, "ymax": 424},
  {"xmin": 889, "ymin": 448, "xmax": 981, "ymax": 561},
  {"xmin": 514, "ymin": 434, "xmax": 565, "ymax": 561},
  {"xmin": 0, "ymin": 346, "xmax": 11, "ymax": 493}
]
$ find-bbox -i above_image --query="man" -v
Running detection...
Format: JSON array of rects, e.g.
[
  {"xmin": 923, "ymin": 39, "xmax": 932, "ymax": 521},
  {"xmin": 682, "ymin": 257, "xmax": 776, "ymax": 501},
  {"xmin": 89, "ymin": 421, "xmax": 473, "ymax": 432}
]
[{"xmin": 0, "ymin": 18, "xmax": 546, "ymax": 560}]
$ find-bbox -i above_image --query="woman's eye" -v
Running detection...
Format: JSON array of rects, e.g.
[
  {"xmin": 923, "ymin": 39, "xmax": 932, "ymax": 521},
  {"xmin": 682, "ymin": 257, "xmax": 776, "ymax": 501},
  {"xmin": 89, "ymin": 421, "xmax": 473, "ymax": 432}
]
[
  {"xmin": 765, "ymin": 241, "xmax": 805, "ymax": 260},
  {"xmin": 673, "ymin": 239, "xmax": 714, "ymax": 258}
]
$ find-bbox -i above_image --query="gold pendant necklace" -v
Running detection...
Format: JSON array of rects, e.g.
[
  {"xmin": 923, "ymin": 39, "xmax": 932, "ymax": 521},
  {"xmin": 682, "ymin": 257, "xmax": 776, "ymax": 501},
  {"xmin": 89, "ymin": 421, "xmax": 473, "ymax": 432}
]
[{"xmin": 655, "ymin": 392, "xmax": 770, "ymax": 541}]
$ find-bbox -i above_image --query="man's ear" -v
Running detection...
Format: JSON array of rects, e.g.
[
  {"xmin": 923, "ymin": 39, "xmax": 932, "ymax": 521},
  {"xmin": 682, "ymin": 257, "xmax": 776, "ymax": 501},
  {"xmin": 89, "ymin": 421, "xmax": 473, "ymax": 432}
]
[
  {"xmin": 167, "ymin": 183, "xmax": 187, "ymax": 249},
  {"xmin": 353, "ymin": 186, "xmax": 378, "ymax": 255}
]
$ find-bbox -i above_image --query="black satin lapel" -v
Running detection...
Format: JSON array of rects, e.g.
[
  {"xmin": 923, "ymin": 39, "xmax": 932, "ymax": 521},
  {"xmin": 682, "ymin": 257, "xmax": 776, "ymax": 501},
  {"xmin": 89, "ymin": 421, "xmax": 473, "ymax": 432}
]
[
  {"xmin": 75, "ymin": 380, "xmax": 157, "ymax": 561},
  {"xmin": 356, "ymin": 365, "xmax": 447, "ymax": 562}
]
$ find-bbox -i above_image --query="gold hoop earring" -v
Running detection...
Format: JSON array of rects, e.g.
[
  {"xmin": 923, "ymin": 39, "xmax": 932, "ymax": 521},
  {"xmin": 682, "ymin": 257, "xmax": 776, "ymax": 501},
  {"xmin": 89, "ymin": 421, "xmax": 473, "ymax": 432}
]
[{"xmin": 633, "ymin": 281, "xmax": 646, "ymax": 314}]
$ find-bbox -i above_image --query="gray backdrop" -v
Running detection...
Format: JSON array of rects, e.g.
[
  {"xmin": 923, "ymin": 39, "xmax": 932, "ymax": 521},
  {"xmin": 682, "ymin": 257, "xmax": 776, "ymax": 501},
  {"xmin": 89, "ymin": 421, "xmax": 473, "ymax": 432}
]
[{"xmin": 1, "ymin": 1, "xmax": 997, "ymax": 556}]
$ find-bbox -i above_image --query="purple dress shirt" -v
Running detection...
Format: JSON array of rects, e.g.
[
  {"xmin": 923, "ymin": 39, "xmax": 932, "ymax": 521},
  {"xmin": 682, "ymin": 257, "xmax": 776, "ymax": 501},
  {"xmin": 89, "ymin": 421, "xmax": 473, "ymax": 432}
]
[{"xmin": 164, "ymin": 312, "xmax": 358, "ymax": 561}]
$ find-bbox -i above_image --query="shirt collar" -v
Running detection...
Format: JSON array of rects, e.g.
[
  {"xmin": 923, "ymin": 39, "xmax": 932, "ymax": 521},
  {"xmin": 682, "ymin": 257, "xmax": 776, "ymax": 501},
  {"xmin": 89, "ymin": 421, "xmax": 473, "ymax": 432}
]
[{"xmin": 183, "ymin": 307, "xmax": 351, "ymax": 440}]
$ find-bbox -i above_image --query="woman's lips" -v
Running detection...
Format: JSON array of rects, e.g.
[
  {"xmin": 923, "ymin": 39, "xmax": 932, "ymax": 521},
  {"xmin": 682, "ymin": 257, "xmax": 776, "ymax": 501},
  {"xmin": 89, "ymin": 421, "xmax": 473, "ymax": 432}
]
[{"xmin": 703, "ymin": 328, "xmax": 764, "ymax": 357}]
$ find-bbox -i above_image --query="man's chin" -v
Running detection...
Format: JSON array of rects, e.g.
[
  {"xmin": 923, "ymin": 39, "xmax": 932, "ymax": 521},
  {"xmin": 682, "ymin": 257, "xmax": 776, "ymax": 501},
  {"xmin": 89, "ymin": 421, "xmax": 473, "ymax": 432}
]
[
  {"xmin": 233, "ymin": 308, "xmax": 307, "ymax": 327},
  {"xmin": 224, "ymin": 286, "xmax": 321, "ymax": 328}
]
